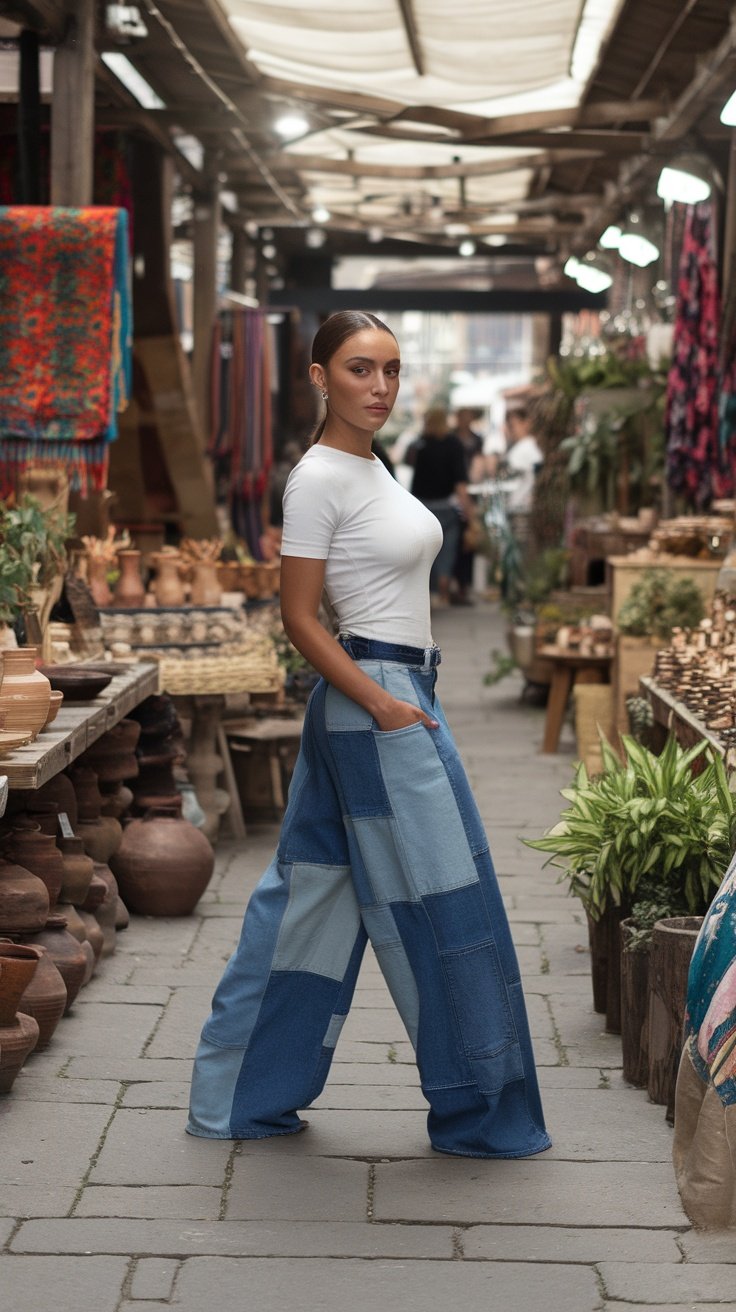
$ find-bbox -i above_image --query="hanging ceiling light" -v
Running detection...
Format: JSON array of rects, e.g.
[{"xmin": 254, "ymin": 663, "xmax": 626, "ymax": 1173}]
[
  {"xmin": 459, "ymin": 240, "xmax": 476, "ymax": 257},
  {"xmin": 599, "ymin": 225, "xmax": 622, "ymax": 249},
  {"xmin": 305, "ymin": 228, "xmax": 326, "ymax": 249},
  {"xmin": 484, "ymin": 235, "xmax": 507, "ymax": 248},
  {"xmin": 575, "ymin": 264, "xmax": 613, "ymax": 293},
  {"xmin": 311, "ymin": 205, "xmax": 331, "ymax": 224},
  {"xmin": 657, "ymin": 163, "xmax": 712, "ymax": 206},
  {"xmin": 367, "ymin": 226, "xmax": 384, "ymax": 243},
  {"xmin": 563, "ymin": 256, "xmax": 581, "ymax": 279},
  {"xmin": 274, "ymin": 111, "xmax": 309, "ymax": 139},
  {"xmin": 721, "ymin": 90, "xmax": 736, "ymax": 125},
  {"xmin": 618, "ymin": 214, "xmax": 660, "ymax": 268}
]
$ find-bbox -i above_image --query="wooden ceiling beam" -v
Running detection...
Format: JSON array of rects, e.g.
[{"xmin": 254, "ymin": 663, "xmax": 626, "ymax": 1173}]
[
  {"xmin": 225, "ymin": 149, "xmax": 605, "ymax": 181},
  {"xmin": 395, "ymin": 0, "xmax": 425, "ymax": 76},
  {"xmin": 359, "ymin": 124, "xmax": 648, "ymax": 151},
  {"xmin": 0, "ymin": 0, "xmax": 64, "ymax": 39}
]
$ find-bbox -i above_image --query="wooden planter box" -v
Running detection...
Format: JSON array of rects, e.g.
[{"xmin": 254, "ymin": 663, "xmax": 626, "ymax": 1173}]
[
  {"xmin": 612, "ymin": 635, "xmax": 666, "ymax": 740},
  {"xmin": 647, "ymin": 916, "xmax": 703, "ymax": 1119},
  {"xmin": 607, "ymin": 556, "xmax": 722, "ymax": 625},
  {"xmin": 621, "ymin": 919, "xmax": 650, "ymax": 1088}
]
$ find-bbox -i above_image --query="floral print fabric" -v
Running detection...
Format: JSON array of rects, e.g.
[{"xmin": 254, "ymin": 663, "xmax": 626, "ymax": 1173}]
[{"xmin": 685, "ymin": 852, "xmax": 736, "ymax": 1107}]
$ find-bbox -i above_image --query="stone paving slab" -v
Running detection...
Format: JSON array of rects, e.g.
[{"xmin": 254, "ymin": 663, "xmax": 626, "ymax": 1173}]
[
  {"xmin": 143, "ymin": 990, "xmax": 218, "ymax": 1058},
  {"xmin": 0, "ymin": 1218, "xmax": 16, "ymax": 1248},
  {"xmin": 9, "ymin": 1075, "xmax": 122, "ymax": 1104},
  {"xmin": 63, "ymin": 1057, "xmax": 194, "ymax": 1081},
  {"xmin": 0, "ymin": 1255, "xmax": 129, "ymax": 1312},
  {"xmin": 600, "ymin": 1262, "xmax": 736, "ymax": 1304},
  {"xmin": 0, "ymin": 1101, "xmax": 111, "ymax": 1187},
  {"xmin": 236, "ymin": 1110, "xmax": 435, "ymax": 1159},
  {"xmin": 540, "ymin": 1088, "xmax": 673, "ymax": 1162},
  {"xmin": 129, "ymin": 1257, "xmax": 179, "ymax": 1300},
  {"xmin": 372, "ymin": 1160, "xmax": 688, "ymax": 1227},
  {"xmin": 0, "ymin": 1186, "xmax": 80, "ymax": 1218},
  {"xmin": 463, "ymin": 1224, "xmax": 683, "ymax": 1264},
  {"xmin": 226, "ymin": 1155, "xmax": 370, "ymax": 1222},
  {"xmin": 120, "ymin": 1082, "xmax": 192, "ymax": 1109},
  {"xmin": 89, "ymin": 1109, "xmax": 231, "ymax": 1185},
  {"xmin": 73, "ymin": 1186, "xmax": 222, "ymax": 1219},
  {"xmin": 167, "ymin": 1257, "xmax": 602, "ymax": 1312},
  {"xmin": 680, "ymin": 1230, "xmax": 736, "ymax": 1261},
  {"xmin": 12, "ymin": 1218, "xmax": 462, "ymax": 1259},
  {"xmin": 327, "ymin": 1062, "xmax": 423, "ymax": 1086},
  {"xmin": 311, "ymin": 1084, "xmax": 429, "ymax": 1111},
  {"xmin": 40, "ymin": 1003, "xmax": 162, "ymax": 1058}
]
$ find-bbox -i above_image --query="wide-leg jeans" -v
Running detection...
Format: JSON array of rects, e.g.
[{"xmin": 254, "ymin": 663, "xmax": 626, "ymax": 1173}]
[{"xmin": 187, "ymin": 640, "xmax": 551, "ymax": 1159}]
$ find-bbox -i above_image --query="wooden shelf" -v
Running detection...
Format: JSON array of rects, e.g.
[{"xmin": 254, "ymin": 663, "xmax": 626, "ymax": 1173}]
[
  {"xmin": 639, "ymin": 676, "xmax": 725, "ymax": 758},
  {"xmin": 0, "ymin": 662, "xmax": 158, "ymax": 790}
]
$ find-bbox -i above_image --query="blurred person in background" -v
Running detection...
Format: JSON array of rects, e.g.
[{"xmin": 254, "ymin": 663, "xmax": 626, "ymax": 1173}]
[
  {"xmin": 502, "ymin": 405, "xmax": 543, "ymax": 556},
  {"xmin": 409, "ymin": 406, "xmax": 472, "ymax": 607},
  {"xmin": 452, "ymin": 408, "xmax": 485, "ymax": 605}
]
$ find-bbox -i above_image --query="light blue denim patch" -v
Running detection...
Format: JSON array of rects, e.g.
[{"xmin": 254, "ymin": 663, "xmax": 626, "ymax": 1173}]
[
  {"xmin": 187, "ymin": 1038, "xmax": 247, "ymax": 1137},
  {"xmin": 347, "ymin": 815, "xmax": 419, "ymax": 904},
  {"xmin": 374, "ymin": 729, "xmax": 480, "ymax": 896},
  {"xmin": 374, "ymin": 941, "xmax": 420, "ymax": 1048},
  {"xmin": 323, "ymin": 1012, "xmax": 348, "ymax": 1049},
  {"xmin": 324, "ymin": 681, "xmax": 375, "ymax": 731},
  {"xmin": 361, "ymin": 903, "xmax": 402, "ymax": 945},
  {"xmin": 272, "ymin": 862, "xmax": 361, "ymax": 981}
]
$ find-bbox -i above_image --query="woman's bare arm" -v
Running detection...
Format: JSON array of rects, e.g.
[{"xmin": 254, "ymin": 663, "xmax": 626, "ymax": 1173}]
[{"xmin": 280, "ymin": 556, "xmax": 438, "ymax": 732}]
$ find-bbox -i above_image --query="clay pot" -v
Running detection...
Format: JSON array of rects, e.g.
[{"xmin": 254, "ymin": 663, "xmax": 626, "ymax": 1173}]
[
  {"xmin": 0, "ymin": 1012, "xmax": 39, "ymax": 1092},
  {"xmin": 69, "ymin": 766, "xmax": 105, "ymax": 821},
  {"xmin": 57, "ymin": 837, "xmax": 94, "ymax": 905},
  {"xmin": 91, "ymin": 868, "xmax": 118, "ymax": 958},
  {"xmin": 0, "ymin": 941, "xmax": 41, "ymax": 1024},
  {"xmin": 3, "ymin": 828, "xmax": 64, "ymax": 910},
  {"xmin": 87, "ymin": 558, "xmax": 113, "ymax": 608},
  {"xmin": 0, "ymin": 856, "xmax": 50, "ymax": 934},
  {"xmin": 17, "ymin": 943, "xmax": 67, "ymax": 1050},
  {"xmin": 190, "ymin": 560, "xmax": 221, "ymax": 607},
  {"xmin": 82, "ymin": 721, "xmax": 140, "ymax": 783},
  {"xmin": 80, "ymin": 871, "xmax": 108, "ymax": 913},
  {"xmin": 56, "ymin": 901, "xmax": 87, "ymax": 944},
  {"xmin": 32, "ymin": 773, "xmax": 78, "ymax": 830},
  {"xmin": 100, "ymin": 782, "xmax": 133, "ymax": 819},
  {"xmin": 115, "ymin": 896, "xmax": 130, "ymax": 931},
  {"xmin": 0, "ymin": 647, "xmax": 51, "ymax": 739},
  {"xmin": 152, "ymin": 554, "xmax": 185, "ymax": 607},
  {"xmin": 78, "ymin": 911, "xmax": 104, "ymax": 961},
  {"xmin": 79, "ymin": 938, "xmax": 95, "ymax": 987},
  {"xmin": 16, "ymin": 800, "xmax": 60, "ymax": 837},
  {"xmin": 77, "ymin": 813, "xmax": 122, "ymax": 865},
  {"xmin": 114, "ymin": 550, "xmax": 145, "ymax": 608},
  {"xmin": 43, "ymin": 689, "xmax": 64, "ymax": 728},
  {"xmin": 111, "ymin": 800, "xmax": 215, "ymax": 916},
  {"xmin": 23, "ymin": 916, "xmax": 87, "ymax": 1014}
]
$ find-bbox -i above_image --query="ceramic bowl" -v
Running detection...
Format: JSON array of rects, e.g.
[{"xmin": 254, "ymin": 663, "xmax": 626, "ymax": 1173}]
[
  {"xmin": 43, "ymin": 689, "xmax": 64, "ymax": 728},
  {"xmin": 39, "ymin": 666, "xmax": 113, "ymax": 701}
]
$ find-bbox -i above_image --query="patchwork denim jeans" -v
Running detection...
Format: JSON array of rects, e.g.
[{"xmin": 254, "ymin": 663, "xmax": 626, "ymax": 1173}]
[{"xmin": 187, "ymin": 640, "xmax": 551, "ymax": 1159}]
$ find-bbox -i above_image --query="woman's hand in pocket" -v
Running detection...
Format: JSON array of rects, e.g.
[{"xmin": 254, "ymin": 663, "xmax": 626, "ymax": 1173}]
[{"xmin": 373, "ymin": 698, "xmax": 439, "ymax": 733}]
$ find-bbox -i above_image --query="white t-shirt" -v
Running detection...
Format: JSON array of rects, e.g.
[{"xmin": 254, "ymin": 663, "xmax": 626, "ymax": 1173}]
[
  {"xmin": 281, "ymin": 444, "xmax": 443, "ymax": 648},
  {"xmin": 505, "ymin": 435, "xmax": 543, "ymax": 513}
]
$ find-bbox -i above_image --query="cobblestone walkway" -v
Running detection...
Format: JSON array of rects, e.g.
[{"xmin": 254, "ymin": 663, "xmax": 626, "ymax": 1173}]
[{"xmin": 2, "ymin": 605, "xmax": 734, "ymax": 1311}]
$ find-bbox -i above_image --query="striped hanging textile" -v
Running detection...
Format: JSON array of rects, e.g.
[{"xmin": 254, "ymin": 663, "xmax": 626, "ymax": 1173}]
[
  {"xmin": 208, "ymin": 307, "xmax": 273, "ymax": 558},
  {"xmin": 0, "ymin": 205, "xmax": 132, "ymax": 495}
]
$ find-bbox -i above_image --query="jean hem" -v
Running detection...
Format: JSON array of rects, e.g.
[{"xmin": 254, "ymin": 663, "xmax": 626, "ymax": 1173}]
[
  {"xmin": 430, "ymin": 1134, "xmax": 552, "ymax": 1160},
  {"xmin": 185, "ymin": 1120, "xmax": 308, "ymax": 1141}
]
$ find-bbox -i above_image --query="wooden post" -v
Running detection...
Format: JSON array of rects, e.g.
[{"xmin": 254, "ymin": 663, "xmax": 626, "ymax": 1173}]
[
  {"xmin": 192, "ymin": 180, "xmax": 221, "ymax": 436},
  {"xmin": 230, "ymin": 225, "xmax": 247, "ymax": 294},
  {"xmin": 51, "ymin": 0, "xmax": 95, "ymax": 206},
  {"xmin": 18, "ymin": 30, "xmax": 41, "ymax": 204}
]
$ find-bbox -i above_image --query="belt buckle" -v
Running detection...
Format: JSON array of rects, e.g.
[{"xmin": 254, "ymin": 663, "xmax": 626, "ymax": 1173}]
[{"xmin": 421, "ymin": 644, "xmax": 438, "ymax": 672}]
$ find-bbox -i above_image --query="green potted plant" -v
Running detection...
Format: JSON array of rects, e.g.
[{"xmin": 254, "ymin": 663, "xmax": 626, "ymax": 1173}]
[
  {"xmin": 525, "ymin": 733, "xmax": 736, "ymax": 1037},
  {"xmin": 613, "ymin": 568, "xmax": 704, "ymax": 739},
  {"xmin": 0, "ymin": 495, "xmax": 75, "ymax": 645}
]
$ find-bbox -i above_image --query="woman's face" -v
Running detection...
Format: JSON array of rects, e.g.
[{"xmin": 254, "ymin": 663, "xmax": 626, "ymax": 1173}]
[{"xmin": 311, "ymin": 328, "xmax": 400, "ymax": 433}]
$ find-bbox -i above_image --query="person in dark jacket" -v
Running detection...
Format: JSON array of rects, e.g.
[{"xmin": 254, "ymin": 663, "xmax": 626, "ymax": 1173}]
[{"xmin": 410, "ymin": 407, "xmax": 472, "ymax": 606}]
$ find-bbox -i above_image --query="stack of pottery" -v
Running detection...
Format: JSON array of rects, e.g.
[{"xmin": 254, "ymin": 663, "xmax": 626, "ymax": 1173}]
[
  {"xmin": 128, "ymin": 696, "xmax": 182, "ymax": 813},
  {"xmin": 0, "ymin": 942, "xmax": 40, "ymax": 1092},
  {"xmin": 111, "ymin": 796, "xmax": 215, "ymax": 917},
  {"xmin": 14, "ymin": 941, "xmax": 67, "ymax": 1050},
  {"xmin": 1, "ymin": 823, "xmax": 64, "ymax": 911},
  {"xmin": 80, "ymin": 719, "xmax": 139, "ymax": 827},
  {"xmin": 0, "ymin": 647, "xmax": 51, "ymax": 742},
  {"xmin": 20, "ymin": 915, "xmax": 87, "ymax": 1014},
  {"xmin": 69, "ymin": 766, "xmax": 123, "ymax": 865}
]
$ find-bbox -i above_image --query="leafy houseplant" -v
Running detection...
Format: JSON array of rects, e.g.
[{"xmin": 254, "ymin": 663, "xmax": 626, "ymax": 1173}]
[
  {"xmin": 617, "ymin": 568, "xmax": 704, "ymax": 640},
  {"xmin": 0, "ymin": 495, "xmax": 75, "ymax": 637},
  {"xmin": 526, "ymin": 733, "xmax": 735, "ymax": 922}
]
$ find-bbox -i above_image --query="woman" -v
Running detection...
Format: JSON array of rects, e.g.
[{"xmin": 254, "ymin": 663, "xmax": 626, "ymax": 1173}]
[
  {"xmin": 187, "ymin": 311, "xmax": 550, "ymax": 1160},
  {"xmin": 409, "ymin": 406, "xmax": 470, "ymax": 607}
]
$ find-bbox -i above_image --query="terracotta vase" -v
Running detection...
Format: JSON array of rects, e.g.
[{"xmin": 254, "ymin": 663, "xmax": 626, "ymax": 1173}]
[
  {"xmin": 16, "ymin": 800, "xmax": 60, "ymax": 837},
  {"xmin": 0, "ymin": 1012, "xmax": 39, "ymax": 1092},
  {"xmin": 115, "ymin": 896, "xmax": 130, "ymax": 931},
  {"xmin": 17, "ymin": 943, "xmax": 67, "ymax": 1050},
  {"xmin": 82, "ymin": 720, "xmax": 140, "ymax": 783},
  {"xmin": 87, "ymin": 558, "xmax": 113, "ymax": 608},
  {"xmin": 69, "ymin": 766, "xmax": 104, "ymax": 821},
  {"xmin": 90, "ymin": 868, "xmax": 118, "ymax": 957},
  {"xmin": 79, "ymin": 871, "xmax": 108, "ymax": 913},
  {"xmin": 33, "ymin": 773, "xmax": 78, "ymax": 830},
  {"xmin": 0, "ymin": 856, "xmax": 50, "ymax": 935},
  {"xmin": 100, "ymin": 782, "xmax": 133, "ymax": 820},
  {"xmin": 114, "ymin": 550, "xmax": 145, "ymax": 608},
  {"xmin": 77, "ymin": 813, "xmax": 123, "ymax": 865},
  {"xmin": 190, "ymin": 560, "xmax": 221, "ymax": 607},
  {"xmin": 0, "ymin": 647, "xmax": 51, "ymax": 739},
  {"xmin": 79, "ymin": 938, "xmax": 96, "ymax": 987},
  {"xmin": 111, "ymin": 800, "xmax": 215, "ymax": 916},
  {"xmin": 78, "ymin": 911, "xmax": 104, "ymax": 962},
  {"xmin": 0, "ymin": 941, "xmax": 41, "ymax": 1025},
  {"xmin": 57, "ymin": 901, "xmax": 88, "ymax": 944},
  {"xmin": 57, "ymin": 837, "xmax": 94, "ymax": 905},
  {"xmin": 23, "ymin": 916, "xmax": 87, "ymax": 1014},
  {"xmin": 3, "ymin": 827, "xmax": 64, "ymax": 910},
  {"xmin": 152, "ymin": 554, "xmax": 185, "ymax": 607}
]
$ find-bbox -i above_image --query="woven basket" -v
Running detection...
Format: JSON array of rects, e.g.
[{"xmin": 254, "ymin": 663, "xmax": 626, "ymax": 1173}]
[
  {"xmin": 155, "ymin": 639, "xmax": 284, "ymax": 696},
  {"xmin": 573, "ymin": 684, "xmax": 614, "ymax": 776}
]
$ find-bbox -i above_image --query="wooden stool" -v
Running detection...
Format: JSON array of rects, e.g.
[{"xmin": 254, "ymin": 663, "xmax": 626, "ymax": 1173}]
[
  {"xmin": 225, "ymin": 717, "xmax": 304, "ymax": 823},
  {"xmin": 539, "ymin": 646, "xmax": 612, "ymax": 754}
]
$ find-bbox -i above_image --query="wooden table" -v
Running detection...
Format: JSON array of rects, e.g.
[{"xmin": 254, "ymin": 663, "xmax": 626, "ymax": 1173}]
[
  {"xmin": 539, "ymin": 645, "xmax": 612, "ymax": 754},
  {"xmin": 0, "ymin": 662, "xmax": 158, "ymax": 790}
]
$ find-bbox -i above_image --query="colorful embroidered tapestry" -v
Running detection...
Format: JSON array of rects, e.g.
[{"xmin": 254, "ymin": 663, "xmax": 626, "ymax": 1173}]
[
  {"xmin": 685, "ymin": 853, "xmax": 736, "ymax": 1107},
  {"xmin": 0, "ymin": 206, "xmax": 131, "ymax": 493}
]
